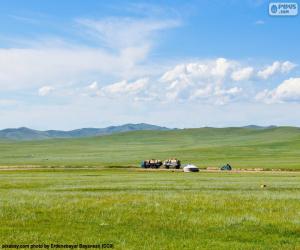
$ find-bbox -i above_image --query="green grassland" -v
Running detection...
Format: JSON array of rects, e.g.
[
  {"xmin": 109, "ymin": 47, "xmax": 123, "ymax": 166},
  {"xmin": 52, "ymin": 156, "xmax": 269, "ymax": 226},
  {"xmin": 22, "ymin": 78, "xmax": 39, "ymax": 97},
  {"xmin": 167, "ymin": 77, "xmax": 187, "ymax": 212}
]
[
  {"xmin": 0, "ymin": 127, "xmax": 300, "ymax": 169},
  {"xmin": 1, "ymin": 169, "xmax": 300, "ymax": 249},
  {"xmin": 1, "ymin": 127, "xmax": 300, "ymax": 249}
]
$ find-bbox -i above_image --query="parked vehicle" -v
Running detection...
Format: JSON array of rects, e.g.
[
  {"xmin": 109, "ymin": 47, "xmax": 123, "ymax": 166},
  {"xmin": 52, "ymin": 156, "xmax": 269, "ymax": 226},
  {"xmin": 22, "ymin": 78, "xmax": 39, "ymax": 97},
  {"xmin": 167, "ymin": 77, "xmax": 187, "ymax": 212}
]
[
  {"xmin": 141, "ymin": 159, "xmax": 162, "ymax": 168},
  {"xmin": 163, "ymin": 158, "xmax": 181, "ymax": 169}
]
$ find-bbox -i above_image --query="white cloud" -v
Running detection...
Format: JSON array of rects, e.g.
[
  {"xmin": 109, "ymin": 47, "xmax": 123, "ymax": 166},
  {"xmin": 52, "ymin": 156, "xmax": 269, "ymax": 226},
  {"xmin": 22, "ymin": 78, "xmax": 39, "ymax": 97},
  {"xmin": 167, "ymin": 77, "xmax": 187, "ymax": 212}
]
[
  {"xmin": 76, "ymin": 17, "xmax": 180, "ymax": 50},
  {"xmin": 38, "ymin": 86, "xmax": 55, "ymax": 96},
  {"xmin": 231, "ymin": 67, "xmax": 254, "ymax": 81},
  {"xmin": 223, "ymin": 86, "xmax": 242, "ymax": 95},
  {"xmin": 84, "ymin": 58, "xmax": 245, "ymax": 104},
  {"xmin": 102, "ymin": 78, "xmax": 148, "ymax": 95},
  {"xmin": 88, "ymin": 81, "xmax": 98, "ymax": 91},
  {"xmin": 281, "ymin": 61, "xmax": 296, "ymax": 73},
  {"xmin": 159, "ymin": 58, "xmax": 242, "ymax": 104},
  {"xmin": 257, "ymin": 61, "xmax": 280, "ymax": 79},
  {"xmin": 0, "ymin": 47, "xmax": 152, "ymax": 91},
  {"xmin": 29, "ymin": 56, "xmax": 297, "ymax": 106},
  {"xmin": 190, "ymin": 86, "xmax": 242, "ymax": 105},
  {"xmin": 0, "ymin": 16, "xmax": 180, "ymax": 92},
  {"xmin": 158, "ymin": 57, "xmax": 300, "ymax": 104},
  {"xmin": 257, "ymin": 61, "xmax": 296, "ymax": 79},
  {"xmin": 256, "ymin": 77, "xmax": 300, "ymax": 103},
  {"xmin": 160, "ymin": 58, "xmax": 235, "ymax": 83},
  {"xmin": 87, "ymin": 78, "xmax": 150, "ymax": 99},
  {"xmin": 211, "ymin": 58, "xmax": 233, "ymax": 79}
]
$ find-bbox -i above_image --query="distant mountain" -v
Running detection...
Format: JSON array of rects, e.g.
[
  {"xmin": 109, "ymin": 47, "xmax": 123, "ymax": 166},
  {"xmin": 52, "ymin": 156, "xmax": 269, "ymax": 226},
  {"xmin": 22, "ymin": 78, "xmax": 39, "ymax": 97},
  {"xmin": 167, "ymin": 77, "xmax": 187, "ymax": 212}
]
[
  {"xmin": 0, "ymin": 123, "xmax": 170, "ymax": 140},
  {"xmin": 242, "ymin": 125, "xmax": 277, "ymax": 129}
]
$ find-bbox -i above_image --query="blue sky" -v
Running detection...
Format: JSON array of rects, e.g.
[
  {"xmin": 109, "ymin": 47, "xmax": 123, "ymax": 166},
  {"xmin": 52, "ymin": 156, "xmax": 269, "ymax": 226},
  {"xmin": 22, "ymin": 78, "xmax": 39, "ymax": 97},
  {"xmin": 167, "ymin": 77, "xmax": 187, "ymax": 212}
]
[{"xmin": 0, "ymin": 0, "xmax": 299, "ymax": 129}]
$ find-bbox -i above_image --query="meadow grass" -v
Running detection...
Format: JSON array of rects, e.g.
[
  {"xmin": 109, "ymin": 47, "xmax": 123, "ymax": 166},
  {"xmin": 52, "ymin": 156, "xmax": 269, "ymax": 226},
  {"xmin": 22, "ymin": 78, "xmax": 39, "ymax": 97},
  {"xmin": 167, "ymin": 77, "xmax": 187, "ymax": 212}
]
[
  {"xmin": 1, "ymin": 168, "xmax": 300, "ymax": 249},
  {"xmin": 0, "ymin": 127, "xmax": 300, "ymax": 169}
]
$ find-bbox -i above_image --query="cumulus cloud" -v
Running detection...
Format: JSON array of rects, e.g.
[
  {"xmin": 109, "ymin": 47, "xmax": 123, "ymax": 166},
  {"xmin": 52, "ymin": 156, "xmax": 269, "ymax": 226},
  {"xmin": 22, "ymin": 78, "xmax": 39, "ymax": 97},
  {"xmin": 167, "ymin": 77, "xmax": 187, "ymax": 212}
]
[
  {"xmin": 38, "ymin": 86, "xmax": 55, "ymax": 96},
  {"xmin": 256, "ymin": 77, "xmax": 300, "ymax": 103},
  {"xmin": 102, "ymin": 78, "xmax": 148, "ymax": 95},
  {"xmin": 257, "ymin": 61, "xmax": 296, "ymax": 79},
  {"xmin": 281, "ymin": 61, "xmax": 297, "ymax": 73},
  {"xmin": 157, "ymin": 58, "xmax": 296, "ymax": 104},
  {"xmin": 190, "ymin": 86, "xmax": 242, "ymax": 105},
  {"xmin": 231, "ymin": 67, "xmax": 254, "ymax": 81},
  {"xmin": 159, "ymin": 58, "xmax": 242, "ymax": 104},
  {"xmin": 80, "ymin": 57, "xmax": 298, "ymax": 105},
  {"xmin": 87, "ymin": 78, "xmax": 150, "ymax": 99},
  {"xmin": 161, "ymin": 58, "xmax": 235, "ymax": 83},
  {"xmin": 85, "ymin": 58, "xmax": 245, "ymax": 104}
]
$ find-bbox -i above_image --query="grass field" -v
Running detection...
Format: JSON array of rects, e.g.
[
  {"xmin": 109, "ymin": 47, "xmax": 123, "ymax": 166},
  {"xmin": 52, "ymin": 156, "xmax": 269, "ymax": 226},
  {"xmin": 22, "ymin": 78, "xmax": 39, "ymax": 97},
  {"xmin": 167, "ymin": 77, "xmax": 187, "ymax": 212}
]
[
  {"xmin": 0, "ymin": 127, "xmax": 300, "ymax": 169},
  {"xmin": 1, "ymin": 168, "xmax": 300, "ymax": 249},
  {"xmin": 1, "ymin": 127, "xmax": 299, "ymax": 249}
]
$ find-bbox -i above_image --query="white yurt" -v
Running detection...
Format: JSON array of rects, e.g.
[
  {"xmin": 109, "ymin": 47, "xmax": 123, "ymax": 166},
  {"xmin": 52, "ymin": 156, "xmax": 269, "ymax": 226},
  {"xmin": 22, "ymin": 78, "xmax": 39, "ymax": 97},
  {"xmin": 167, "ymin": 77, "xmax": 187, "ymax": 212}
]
[{"xmin": 183, "ymin": 164, "xmax": 199, "ymax": 172}]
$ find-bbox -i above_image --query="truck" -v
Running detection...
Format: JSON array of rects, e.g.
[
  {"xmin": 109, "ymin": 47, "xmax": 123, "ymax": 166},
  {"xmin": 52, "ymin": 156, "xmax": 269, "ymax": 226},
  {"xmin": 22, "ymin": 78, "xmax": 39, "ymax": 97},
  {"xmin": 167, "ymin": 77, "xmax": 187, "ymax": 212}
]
[
  {"xmin": 163, "ymin": 158, "xmax": 181, "ymax": 169},
  {"xmin": 140, "ymin": 159, "xmax": 162, "ymax": 169}
]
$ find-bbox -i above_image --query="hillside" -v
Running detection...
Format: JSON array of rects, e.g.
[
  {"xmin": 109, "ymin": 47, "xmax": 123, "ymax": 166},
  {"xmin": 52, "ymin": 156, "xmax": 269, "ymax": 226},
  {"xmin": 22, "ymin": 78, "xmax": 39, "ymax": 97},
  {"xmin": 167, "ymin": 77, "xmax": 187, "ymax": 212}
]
[
  {"xmin": 0, "ymin": 126, "xmax": 299, "ymax": 169},
  {"xmin": 0, "ymin": 123, "xmax": 170, "ymax": 140}
]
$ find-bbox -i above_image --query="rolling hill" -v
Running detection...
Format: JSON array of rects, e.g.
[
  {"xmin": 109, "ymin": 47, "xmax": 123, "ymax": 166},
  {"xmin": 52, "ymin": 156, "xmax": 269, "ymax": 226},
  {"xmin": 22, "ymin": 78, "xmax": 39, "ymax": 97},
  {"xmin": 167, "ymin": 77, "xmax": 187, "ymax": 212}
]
[
  {"xmin": 0, "ymin": 123, "xmax": 170, "ymax": 140},
  {"xmin": 0, "ymin": 126, "xmax": 299, "ymax": 169}
]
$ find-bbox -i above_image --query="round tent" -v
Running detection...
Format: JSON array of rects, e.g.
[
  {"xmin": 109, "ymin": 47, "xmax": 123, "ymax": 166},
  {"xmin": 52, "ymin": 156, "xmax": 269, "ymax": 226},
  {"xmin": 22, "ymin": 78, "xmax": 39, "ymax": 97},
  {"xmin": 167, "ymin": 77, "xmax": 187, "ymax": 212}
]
[{"xmin": 183, "ymin": 164, "xmax": 199, "ymax": 172}]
